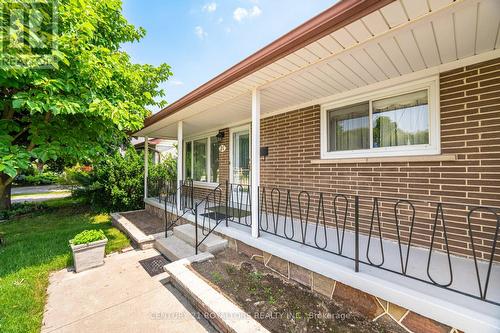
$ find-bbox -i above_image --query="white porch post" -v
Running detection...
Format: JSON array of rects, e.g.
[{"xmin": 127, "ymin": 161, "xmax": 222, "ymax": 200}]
[
  {"xmin": 176, "ymin": 121, "xmax": 183, "ymax": 211},
  {"xmin": 143, "ymin": 136, "xmax": 149, "ymax": 199},
  {"xmin": 251, "ymin": 89, "xmax": 260, "ymax": 238}
]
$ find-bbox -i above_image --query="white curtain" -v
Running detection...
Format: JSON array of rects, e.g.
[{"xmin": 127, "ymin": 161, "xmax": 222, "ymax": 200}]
[
  {"xmin": 193, "ymin": 138, "xmax": 207, "ymax": 181},
  {"xmin": 372, "ymin": 90, "xmax": 429, "ymax": 148},
  {"xmin": 328, "ymin": 102, "xmax": 369, "ymax": 151}
]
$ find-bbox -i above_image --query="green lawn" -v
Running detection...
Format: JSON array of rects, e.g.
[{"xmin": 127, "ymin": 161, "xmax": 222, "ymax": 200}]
[{"xmin": 0, "ymin": 197, "xmax": 131, "ymax": 333}]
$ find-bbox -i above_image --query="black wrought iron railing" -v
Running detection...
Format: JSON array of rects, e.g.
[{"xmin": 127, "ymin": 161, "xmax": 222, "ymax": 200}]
[
  {"xmin": 255, "ymin": 186, "xmax": 500, "ymax": 306},
  {"xmin": 162, "ymin": 179, "xmax": 194, "ymax": 237},
  {"xmin": 166, "ymin": 180, "xmax": 499, "ymax": 306},
  {"xmin": 227, "ymin": 183, "xmax": 251, "ymax": 227},
  {"xmin": 194, "ymin": 185, "xmax": 224, "ymax": 254}
]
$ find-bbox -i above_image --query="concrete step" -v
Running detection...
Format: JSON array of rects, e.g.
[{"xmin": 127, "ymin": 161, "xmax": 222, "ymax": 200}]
[
  {"xmin": 154, "ymin": 236, "xmax": 196, "ymax": 261},
  {"xmin": 164, "ymin": 254, "xmax": 270, "ymax": 333},
  {"xmin": 173, "ymin": 223, "xmax": 227, "ymax": 253}
]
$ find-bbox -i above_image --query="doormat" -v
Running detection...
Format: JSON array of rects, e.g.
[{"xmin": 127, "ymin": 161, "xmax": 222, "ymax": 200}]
[
  {"xmin": 139, "ymin": 255, "xmax": 171, "ymax": 277},
  {"xmin": 207, "ymin": 206, "xmax": 251, "ymax": 218},
  {"xmin": 200, "ymin": 211, "xmax": 230, "ymax": 221}
]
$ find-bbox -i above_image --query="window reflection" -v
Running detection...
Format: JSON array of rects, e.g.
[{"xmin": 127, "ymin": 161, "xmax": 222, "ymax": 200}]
[{"xmin": 372, "ymin": 90, "xmax": 429, "ymax": 148}]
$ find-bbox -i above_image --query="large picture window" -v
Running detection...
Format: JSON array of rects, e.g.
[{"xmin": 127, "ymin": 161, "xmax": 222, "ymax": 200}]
[
  {"xmin": 193, "ymin": 138, "xmax": 207, "ymax": 182},
  {"xmin": 328, "ymin": 102, "xmax": 369, "ymax": 152},
  {"xmin": 321, "ymin": 78, "xmax": 439, "ymax": 159},
  {"xmin": 372, "ymin": 90, "xmax": 429, "ymax": 148},
  {"xmin": 184, "ymin": 135, "xmax": 219, "ymax": 184}
]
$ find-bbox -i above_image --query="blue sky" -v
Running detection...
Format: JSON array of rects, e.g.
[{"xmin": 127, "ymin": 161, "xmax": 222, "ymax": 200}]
[{"xmin": 121, "ymin": 0, "xmax": 337, "ymax": 112}]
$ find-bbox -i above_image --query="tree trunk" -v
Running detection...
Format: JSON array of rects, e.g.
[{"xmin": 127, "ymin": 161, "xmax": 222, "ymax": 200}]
[{"xmin": 0, "ymin": 173, "xmax": 12, "ymax": 211}]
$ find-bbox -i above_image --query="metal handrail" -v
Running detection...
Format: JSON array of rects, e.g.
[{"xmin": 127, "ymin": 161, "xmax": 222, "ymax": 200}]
[
  {"xmin": 194, "ymin": 183, "xmax": 224, "ymax": 254},
  {"xmin": 164, "ymin": 179, "xmax": 194, "ymax": 237}
]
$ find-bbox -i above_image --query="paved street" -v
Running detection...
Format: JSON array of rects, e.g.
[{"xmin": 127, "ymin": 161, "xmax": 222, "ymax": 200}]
[
  {"xmin": 11, "ymin": 185, "xmax": 73, "ymax": 203},
  {"xmin": 11, "ymin": 185, "xmax": 72, "ymax": 195}
]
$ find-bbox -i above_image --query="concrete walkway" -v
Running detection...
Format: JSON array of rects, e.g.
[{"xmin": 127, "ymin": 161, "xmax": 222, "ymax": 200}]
[{"xmin": 42, "ymin": 249, "xmax": 215, "ymax": 333}]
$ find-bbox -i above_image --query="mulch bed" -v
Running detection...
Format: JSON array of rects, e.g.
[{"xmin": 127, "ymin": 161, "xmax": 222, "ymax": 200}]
[
  {"xmin": 192, "ymin": 249, "xmax": 406, "ymax": 333},
  {"xmin": 121, "ymin": 210, "xmax": 164, "ymax": 235}
]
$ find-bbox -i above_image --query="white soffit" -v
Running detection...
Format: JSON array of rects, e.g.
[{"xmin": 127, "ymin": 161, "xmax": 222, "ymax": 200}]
[{"xmin": 147, "ymin": 0, "xmax": 500, "ymax": 138}]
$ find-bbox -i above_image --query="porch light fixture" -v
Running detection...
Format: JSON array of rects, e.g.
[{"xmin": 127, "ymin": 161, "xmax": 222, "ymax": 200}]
[{"xmin": 216, "ymin": 130, "xmax": 225, "ymax": 142}]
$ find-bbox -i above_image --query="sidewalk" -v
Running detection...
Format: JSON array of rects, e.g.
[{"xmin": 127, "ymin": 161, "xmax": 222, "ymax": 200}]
[
  {"xmin": 12, "ymin": 185, "xmax": 73, "ymax": 203},
  {"xmin": 42, "ymin": 248, "xmax": 215, "ymax": 333}
]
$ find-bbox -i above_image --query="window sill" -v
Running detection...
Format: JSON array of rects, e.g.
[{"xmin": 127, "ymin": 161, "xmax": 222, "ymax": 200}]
[
  {"xmin": 310, "ymin": 154, "xmax": 457, "ymax": 164},
  {"xmin": 192, "ymin": 181, "xmax": 219, "ymax": 189}
]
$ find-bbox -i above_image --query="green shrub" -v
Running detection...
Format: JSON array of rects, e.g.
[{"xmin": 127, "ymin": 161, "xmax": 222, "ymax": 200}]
[
  {"xmin": 148, "ymin": 154, "xmax": 177, "ymax": 197},
  {"xmin": 79, "ymin": 148, "xmax": 145, "ymax": 212},
  {"xmin": 15, "ymin": 171, "xmax": 60, "ymax": 186},
  {"xmin": 0, "ymin": 202, "xmax": 49, "ymax": 220},
  {"xmin": 149, "ymin": 155, "xmax": 176, "ymax": 181},
  {"xmin": 60, "ymin": 165, "xmax": 93, "ymax": 186},
  {"xmin": 70, "ymin": 229, "xmax": 106, "ymax": 245}
]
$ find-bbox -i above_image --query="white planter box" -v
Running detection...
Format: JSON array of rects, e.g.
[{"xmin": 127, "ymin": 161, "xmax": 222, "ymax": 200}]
[{"xmin": 70, "ymin": 238, "xmax": 108, "ymax": 273}]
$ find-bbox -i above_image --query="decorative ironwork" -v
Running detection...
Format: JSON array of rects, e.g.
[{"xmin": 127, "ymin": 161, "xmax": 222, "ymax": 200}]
[{"xmin": 162, "ymin": 179, "xmax": 500, "ymax": 306}]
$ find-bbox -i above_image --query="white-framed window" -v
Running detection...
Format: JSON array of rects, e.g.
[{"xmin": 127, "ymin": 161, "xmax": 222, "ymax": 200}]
[
  {"xmin": 229, "ymin": 125, "xmax": 251, "ymax": 185},
  {"xmin": 320, "ymin": 76, "xmax": 440, "ymax": 159},
  {"xmin": 184, "ymin": 134, "xmax": 219, "ymax": 187}
]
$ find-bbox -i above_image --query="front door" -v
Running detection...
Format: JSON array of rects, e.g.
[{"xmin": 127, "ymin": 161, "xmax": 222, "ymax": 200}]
[{"xmin": 231, "ymin": 128, "xmax": 250, "ymax": 185}]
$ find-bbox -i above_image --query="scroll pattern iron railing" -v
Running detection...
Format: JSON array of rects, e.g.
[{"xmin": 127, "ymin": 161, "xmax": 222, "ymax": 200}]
[
  {"xmin": 226, "ymin": 183, "xmax": 251, "ymax": 227},
  {"xmin": 176, "ymin": 180, "xmax": 499, "ymax": 306},
  {"xmin": 255, "ymin": 186, "xmax": 500, "ymax": 306}
]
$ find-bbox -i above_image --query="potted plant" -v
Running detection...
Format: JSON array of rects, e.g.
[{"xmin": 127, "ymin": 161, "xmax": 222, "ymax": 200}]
[{"xmin": 70, "ymin": 229, "xmax": 108, "ymax": 273}]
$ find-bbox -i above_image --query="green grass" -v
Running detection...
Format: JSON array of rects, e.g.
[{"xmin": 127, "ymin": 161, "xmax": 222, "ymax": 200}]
[{"xmin": 0, "ymin": 197, "xmax": 131, "ymax": 333}]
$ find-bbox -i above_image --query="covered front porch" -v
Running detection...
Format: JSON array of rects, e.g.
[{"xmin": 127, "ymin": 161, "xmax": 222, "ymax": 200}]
[
  {"xmin": 142, "ymin": 187, "xmax": 499, "ymax": 332},
  {"xmin": 134, "ymin": 0, "xmax": 500, "ymax": 331}
]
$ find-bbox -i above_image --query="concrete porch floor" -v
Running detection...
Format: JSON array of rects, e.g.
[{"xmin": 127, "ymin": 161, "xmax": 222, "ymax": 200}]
[{"xmin": 41, "ymin": 248, "xmax": 215, "ymax": 333}]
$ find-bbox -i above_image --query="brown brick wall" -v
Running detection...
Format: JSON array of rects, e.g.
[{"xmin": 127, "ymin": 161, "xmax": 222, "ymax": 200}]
[
  {"xmin": 258, "ymin": 57, "xmax": 500, "ymax": 261},
  {"xmin": 218, "ymin": 128, "xmax": 230, "ymax": 190}
]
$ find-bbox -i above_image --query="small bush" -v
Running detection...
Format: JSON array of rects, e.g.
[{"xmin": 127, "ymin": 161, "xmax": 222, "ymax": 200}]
[
  {"xmin": 78, "ymin": 148, "xmax": 145, "ymax": 212},
  {"xmin": 149, "ymin": 156, "xmax": 176, "ymax": 181},
  {"xmin": 15, "ymin": 171, "xmax": 60, "ymax": 186},
  {"xmin": 60, "ymin": 165, "xmax": 93, "ymax": 186},
  {"xmin": 211, "ymin": 271, "xmax": 223, "ymax": 283},
  {"xmin": 71, "ymin": 229, "xmax": 106, "ymax": 245},
  {"xmin": 147, "ymin": 154, "xmax": 177, "ymax": 197},
  {"xmin": 0, "ymin": 202, "xmax": 49, "ymax": 220}
]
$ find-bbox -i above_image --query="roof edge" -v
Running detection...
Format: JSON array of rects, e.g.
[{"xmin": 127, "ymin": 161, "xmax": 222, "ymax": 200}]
[{"xmin": 140, "ymin": 0, "xmax": 395, "ymax": 131}]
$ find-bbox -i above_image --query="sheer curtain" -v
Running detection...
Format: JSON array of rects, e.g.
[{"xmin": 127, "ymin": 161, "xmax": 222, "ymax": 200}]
[
  {"xmin": 372, "ymin": 90, "xmax": 429, "ymax": 148},
  {"xmin": 193, "ymin": 138, "xmax": 207, "ymax": 181},
  {"xmin": 185, "ymin": 142, "xmax": 192, "ymax": 179},
  {"xmin": 328, "ymin": 102, "xmax": 369, "ymax": 151},
  {"xmin": 210, "ymin": 136, "xmax": 219, "ymax": 183}
]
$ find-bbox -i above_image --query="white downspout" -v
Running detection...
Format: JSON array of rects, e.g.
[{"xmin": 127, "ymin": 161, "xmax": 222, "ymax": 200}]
[
  {"xmin": 177, "ymin": 121, "xmax": 183, "ymax": 211},
  {"xmin": 144, "ymin": 136, "xmax": 149, "ymax": 200},
  {"xmin": 251, "ymin": 89, "xmax": 260, "ymax": 238}
]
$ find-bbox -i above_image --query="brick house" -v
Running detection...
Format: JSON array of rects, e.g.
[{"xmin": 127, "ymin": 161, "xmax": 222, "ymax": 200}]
[{"xmin": 135, "ymin": 0, "xmax": 500, "ymax": 331}]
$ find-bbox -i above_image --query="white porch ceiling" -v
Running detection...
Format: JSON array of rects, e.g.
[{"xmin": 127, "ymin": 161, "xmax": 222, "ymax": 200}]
[{"xmin": 142, "ymin": 0, "xmax": 500, "ymax": 139}]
